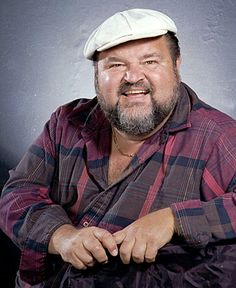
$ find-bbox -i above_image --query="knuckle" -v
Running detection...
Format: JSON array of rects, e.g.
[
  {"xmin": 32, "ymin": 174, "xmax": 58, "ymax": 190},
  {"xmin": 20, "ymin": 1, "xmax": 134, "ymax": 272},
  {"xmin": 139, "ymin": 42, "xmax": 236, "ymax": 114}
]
[
  {"xmin": 132, "ymin": 251, "xmax": 144, "ymax": 263},
  {"xmin": 94, "ymin": 227, "xmax": 107, "ymax": 236},
  {"xmin": 145, "ymin": 250, "xmax": 158, "ymax": 263},
  {"xmin": 119, "ymin": 242, "xmax": 131, "ymax": 254},
  {"xmin": 96, "ymin": 253, "xmax": 108, "ymax": 263},
  {"xmin": 132, "ymin": 256, "xmax": 143, "ymax": 263},
  {"xmin": 83, "ymin": 237, "xmax": 96, "ymax": 249},
  {"xmin": 86, "ymin": 260, "xmax": 95, "ymax": 267},
  {"xmin": 82, "ymin": 239, "xmax": 89, "ymax": 246},
  {"xmin": 83, "ymin": 255, "xmax": 94, "ymax": 264},
  {"xmin": 132, "ymin": 251, "xmax": 141, "ymax": 258},
  {"xmin": 120, "ymin": 251, "xmax": 128, "ymax": 259},
  {"xmin": 92, "ymin": 244, "xmax": 102, "ymax": 252},
  {"xmin": 93, "ymin": 229, "xmax": 103, "ymax": 238},
  {"xmin": 61, "ymin": 251, "xmax": 73, "ymax": 263},
  {"xmin": 145, "ymin": 257, "xmax": 155, "ymax": 263},
  {"xmin": 119, "ymin": 250, "xmax": 130, "ymax": 263},
  {"xmin": 90, "ymin": 245, "xmax": 107, "ymax": 261},
  {"xmin": 121, "ymin": 256, "xmax": 130, "ymax": 264},
  {"xmin": 71, "ymin": 260, "xmax": 87, "ymax": 270},
  {"xmin": 78, "ymin": 227, "xmax": 89, "ymax": 236},
  {"xmin": 103, "ymin": 234, "xmax": 113, "ymax": 243}
]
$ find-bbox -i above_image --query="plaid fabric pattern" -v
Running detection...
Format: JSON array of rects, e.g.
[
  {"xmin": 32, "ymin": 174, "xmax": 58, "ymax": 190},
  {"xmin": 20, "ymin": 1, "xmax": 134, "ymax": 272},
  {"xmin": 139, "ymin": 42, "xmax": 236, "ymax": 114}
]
[{"xmin": 1, "ymin": 83, "xmax": 236, "ymax": 286}]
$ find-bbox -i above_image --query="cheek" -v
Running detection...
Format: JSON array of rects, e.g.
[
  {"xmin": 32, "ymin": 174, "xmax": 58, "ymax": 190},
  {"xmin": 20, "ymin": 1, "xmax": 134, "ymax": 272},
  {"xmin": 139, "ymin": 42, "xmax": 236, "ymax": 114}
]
[
  {"xmin": 98, "ymin": 73, "xmax": 114, "ymax": 93},
  {"xmin": 151, "ymin": 72, "xmax": 177, "ymax": 100},
  {"xmin": 98, "ymin": 72, "xmax": 121, "ymax": 98},
  {"xmin": 99, "ymin": 72, "xmax": 111, "ymax": 85}
]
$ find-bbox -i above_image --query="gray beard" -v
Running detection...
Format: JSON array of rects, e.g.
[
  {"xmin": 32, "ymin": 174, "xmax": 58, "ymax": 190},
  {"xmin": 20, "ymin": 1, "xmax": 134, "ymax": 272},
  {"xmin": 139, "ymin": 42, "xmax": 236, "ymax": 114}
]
[{"xmin": 95, "ymin": 73, "xmax": 180, "ymax": 137}]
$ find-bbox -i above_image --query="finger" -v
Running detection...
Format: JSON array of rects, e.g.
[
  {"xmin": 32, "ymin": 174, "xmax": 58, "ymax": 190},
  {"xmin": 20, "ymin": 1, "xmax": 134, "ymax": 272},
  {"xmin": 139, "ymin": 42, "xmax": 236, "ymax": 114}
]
[
  {"xmin": 85, "ymin": 259, "xmax": 96, "ymax": 267},
  {"xmin": 113, "ymin": 230, "xmax": 126, "ymax": 245},
  {"xmin": 74, "ymin": 250, "xmax": 95, "ymax": 267},
  {"xmin": 69, "ymin": 253, "xmax": 88, "ymax": 270},
  {"xmin": 93, "ymin": 228, "xmax": 118, "ymax": 256},
  {"xmin": 119, "ymin": 234, "xmax": 135, "ymax": 264},
  {"xmin": 131, "ymin": 239, "xmax": 146, "ymax": 264},
  {"xmin": 145, "ymin": 241, "xmax": 158, "ymax": 263},
  {"xmin": 82, "ymin": 238, "xmax": 108, "ymax": 264},
  {"xmin": 62, "ymin": 242, "xmax": 95, "ymax": 269}
]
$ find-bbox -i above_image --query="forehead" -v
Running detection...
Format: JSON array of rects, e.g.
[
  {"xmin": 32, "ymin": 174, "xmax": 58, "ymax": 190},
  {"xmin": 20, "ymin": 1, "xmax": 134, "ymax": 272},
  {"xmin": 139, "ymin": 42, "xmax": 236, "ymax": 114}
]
[{"xmin": 98, "ymin": 36, "xmax": 171, "ymax": 61}]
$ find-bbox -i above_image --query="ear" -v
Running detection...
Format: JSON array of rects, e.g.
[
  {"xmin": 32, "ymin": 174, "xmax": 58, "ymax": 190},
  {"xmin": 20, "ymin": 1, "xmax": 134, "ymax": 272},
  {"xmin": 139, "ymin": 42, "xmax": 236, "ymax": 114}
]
[{"xmin": 176, "ymin": 56, "xmax": 181, "ymax": 72}]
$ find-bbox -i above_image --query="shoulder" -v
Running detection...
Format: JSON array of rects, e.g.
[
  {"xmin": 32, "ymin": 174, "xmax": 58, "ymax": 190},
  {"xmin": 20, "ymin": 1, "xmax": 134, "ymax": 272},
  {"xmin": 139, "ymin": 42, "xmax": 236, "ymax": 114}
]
[
  {"xmin": 47, "ymin": 97, "xmax": 108, "ymax": 131},
  {"xmin": 183, "ymin": 83, "xmax": 236, "ymax": 136},
  {"xmin": 54, "ymin": 97, "xmax": 99, "ymax": 121},
  {"xmin": 40, "ymin": 97, "xmax": 104, "ymax": 149},
  {"xmin": 191, "ymin": 99, "xmax": 236, "ymax": 136}
]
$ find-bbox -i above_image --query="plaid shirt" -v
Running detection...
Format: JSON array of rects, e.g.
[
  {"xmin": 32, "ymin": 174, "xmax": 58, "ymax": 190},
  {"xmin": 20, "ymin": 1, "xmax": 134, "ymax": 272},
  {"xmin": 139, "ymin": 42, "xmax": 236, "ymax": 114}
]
[{"xmin": 1, "ymin": 82, "xmax": 236, "ymax": 287}]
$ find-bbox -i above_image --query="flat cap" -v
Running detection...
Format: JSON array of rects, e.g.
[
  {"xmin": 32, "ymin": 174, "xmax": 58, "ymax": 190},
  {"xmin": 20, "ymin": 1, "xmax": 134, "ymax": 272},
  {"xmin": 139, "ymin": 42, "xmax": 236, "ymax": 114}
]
[{"xmin": 84, "ymin": 8, "xmax": 177, "ymax": 60}]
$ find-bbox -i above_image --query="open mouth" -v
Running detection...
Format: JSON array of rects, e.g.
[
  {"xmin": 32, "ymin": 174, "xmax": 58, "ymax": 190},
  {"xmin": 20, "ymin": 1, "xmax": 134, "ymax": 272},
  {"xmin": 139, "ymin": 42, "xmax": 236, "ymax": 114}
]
[{"xmin": 122, "ymin": 89, "xmax": 150, "ymax": 96}]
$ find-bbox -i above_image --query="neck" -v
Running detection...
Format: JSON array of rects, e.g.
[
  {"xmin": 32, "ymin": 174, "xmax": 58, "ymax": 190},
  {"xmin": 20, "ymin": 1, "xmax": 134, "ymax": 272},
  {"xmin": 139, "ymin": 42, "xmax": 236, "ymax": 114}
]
[
  {"xmin": 111, "ymin": 109, "xmax": 173, "ymax": 157},
  {"xmin": 112, "ymin": 128, "xmax": 143, "ymax": 158}
]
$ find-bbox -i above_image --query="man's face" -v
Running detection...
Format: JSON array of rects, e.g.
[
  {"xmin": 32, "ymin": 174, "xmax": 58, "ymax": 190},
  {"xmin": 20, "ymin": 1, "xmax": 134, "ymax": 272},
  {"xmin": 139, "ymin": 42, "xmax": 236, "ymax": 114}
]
[{"xmin": 95, "ymin": 36, "xmax": 181, "ymax": 136}]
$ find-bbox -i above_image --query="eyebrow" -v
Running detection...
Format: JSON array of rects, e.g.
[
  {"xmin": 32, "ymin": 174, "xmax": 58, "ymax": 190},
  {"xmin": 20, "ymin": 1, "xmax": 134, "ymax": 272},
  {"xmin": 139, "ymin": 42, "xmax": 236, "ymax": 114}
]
[
  {"xmin": 105, "ymin": 56, "xmax": 125, "ymax": 62},
  {"xmin": 105, "ymin": 53, "xmax": 162, "ymax": 63},
  {"xmin": 140, "ymin": 53, "xmax": 162, "ymax": 60}
]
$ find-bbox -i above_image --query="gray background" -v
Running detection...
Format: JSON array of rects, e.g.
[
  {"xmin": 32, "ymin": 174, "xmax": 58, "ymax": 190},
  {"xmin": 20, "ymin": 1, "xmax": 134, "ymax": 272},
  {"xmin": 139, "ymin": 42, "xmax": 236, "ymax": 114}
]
[
  {"xmin": 0, "ymin": 1, "xmax": 236, "ymax": 285},
  {"xmin": 1, "ymin": 0, "xmax": 236, "ymax": 188}
]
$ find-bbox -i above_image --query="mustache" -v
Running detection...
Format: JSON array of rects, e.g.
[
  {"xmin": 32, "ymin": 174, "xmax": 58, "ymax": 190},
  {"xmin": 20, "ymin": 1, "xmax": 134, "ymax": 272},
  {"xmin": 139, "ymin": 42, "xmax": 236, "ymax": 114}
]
[{"xmin": 118, "ymin": 81, "xmax": 152, "ymax": 95}]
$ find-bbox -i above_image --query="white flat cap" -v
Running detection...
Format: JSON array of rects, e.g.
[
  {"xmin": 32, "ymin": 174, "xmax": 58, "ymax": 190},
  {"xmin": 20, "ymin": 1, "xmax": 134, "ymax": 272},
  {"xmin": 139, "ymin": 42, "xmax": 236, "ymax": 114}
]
[{"xmin": 84, "ymin": 8, "xmax": 177, "ymax": 60}]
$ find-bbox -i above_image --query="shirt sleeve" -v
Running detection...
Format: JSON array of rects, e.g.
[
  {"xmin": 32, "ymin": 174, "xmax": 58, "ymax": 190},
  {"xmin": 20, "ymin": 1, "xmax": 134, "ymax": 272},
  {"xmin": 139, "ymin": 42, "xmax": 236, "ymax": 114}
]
[
  {"xmin": 0, "ymin": 108, "xmax": 72, "ymax": 285},
  {"xmin": 171, "ymin": 127, "xmax": 236, "ymax": 248}
]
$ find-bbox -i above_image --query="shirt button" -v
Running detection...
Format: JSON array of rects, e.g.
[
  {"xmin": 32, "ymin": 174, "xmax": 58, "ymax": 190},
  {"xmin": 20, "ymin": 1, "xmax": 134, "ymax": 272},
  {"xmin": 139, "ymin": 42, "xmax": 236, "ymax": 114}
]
[{"xmin": 83, "ymin": 221, "xmax": 89, "ymax": 227}]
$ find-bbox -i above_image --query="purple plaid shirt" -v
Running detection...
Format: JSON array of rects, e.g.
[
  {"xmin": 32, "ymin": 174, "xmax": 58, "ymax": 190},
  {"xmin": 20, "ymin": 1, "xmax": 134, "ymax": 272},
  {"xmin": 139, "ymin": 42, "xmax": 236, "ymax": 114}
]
[{"xmin": 1, "ymin": 83, "xmax": 236, "ymax": 287}]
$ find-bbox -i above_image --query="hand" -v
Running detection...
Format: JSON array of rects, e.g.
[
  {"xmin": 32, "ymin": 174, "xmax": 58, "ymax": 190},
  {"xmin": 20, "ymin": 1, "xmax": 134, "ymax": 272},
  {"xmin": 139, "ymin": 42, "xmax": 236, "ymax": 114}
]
[
  {"xmin": 48, "ymin": 224, "xmax": 118, "ymax": 270},
  {"xmin": 113, "ymin": 208, "xmax": 175, "ymax": 264}
]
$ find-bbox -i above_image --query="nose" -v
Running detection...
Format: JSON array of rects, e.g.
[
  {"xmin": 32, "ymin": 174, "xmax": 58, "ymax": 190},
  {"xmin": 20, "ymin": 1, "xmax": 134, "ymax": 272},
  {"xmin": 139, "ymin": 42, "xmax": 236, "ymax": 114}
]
[{"xmin": 123, "ymin": 63, "xmax": 145, "ymax": 83}]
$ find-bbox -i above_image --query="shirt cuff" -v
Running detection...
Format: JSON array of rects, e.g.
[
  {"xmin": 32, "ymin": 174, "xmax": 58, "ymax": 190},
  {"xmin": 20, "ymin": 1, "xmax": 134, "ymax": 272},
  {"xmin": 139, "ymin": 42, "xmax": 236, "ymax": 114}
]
[
  {"xmin": 19, "ymin": 205, "xmax": 72, "ymax": 285},
  {"xmin": 171, "ymin": 199, "xmax": 211, "ymax": 248}
]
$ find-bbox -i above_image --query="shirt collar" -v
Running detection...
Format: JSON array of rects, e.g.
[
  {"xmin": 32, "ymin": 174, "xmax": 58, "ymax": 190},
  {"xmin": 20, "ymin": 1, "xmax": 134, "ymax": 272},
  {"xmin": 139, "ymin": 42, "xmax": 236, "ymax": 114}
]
[{"xmin": 165, "ymin": 82, "xmax": 192, "ymax": 133}]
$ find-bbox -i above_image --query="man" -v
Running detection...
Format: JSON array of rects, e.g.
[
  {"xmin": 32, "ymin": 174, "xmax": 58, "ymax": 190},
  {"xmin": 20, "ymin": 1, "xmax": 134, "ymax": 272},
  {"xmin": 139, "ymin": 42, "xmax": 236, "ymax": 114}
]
[{"xmin": 1, "ymin": 8, "xmax": 236, "ymax": 287}]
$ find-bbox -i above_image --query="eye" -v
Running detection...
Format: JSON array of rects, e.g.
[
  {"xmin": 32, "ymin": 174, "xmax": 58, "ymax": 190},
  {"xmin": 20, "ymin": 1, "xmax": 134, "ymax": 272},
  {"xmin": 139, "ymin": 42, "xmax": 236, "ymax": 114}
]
[
  {"xmin": 109, "ymin": 63, "xmax": 124, "ymax": 68},
  {"xmin": 145, "ymin": 60, "xmax": 158, "ymax": 65}
]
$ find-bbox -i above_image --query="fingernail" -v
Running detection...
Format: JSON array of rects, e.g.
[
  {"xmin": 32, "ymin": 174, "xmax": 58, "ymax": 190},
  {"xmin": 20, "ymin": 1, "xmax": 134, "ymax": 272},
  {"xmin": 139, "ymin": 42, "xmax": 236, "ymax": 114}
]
[{"xmin": 111, "ymin": 249, "xmax": 118, "ymax": 256}]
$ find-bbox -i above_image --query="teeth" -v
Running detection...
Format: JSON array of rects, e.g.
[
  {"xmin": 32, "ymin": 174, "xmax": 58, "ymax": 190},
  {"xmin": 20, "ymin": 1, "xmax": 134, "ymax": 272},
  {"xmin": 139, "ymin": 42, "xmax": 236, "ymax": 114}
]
[{"xmin": 125, "ymin": 90, "xmax": 147, "ymax": 95}]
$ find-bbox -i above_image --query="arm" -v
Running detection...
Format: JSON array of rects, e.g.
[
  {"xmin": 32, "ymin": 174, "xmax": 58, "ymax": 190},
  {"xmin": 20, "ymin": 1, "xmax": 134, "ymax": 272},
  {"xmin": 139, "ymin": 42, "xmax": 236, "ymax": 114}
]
[
  {"xmin": 171, "ymin": 127, "xmax": 236, "ymax": 248},
  {"xmin": 114, "ymin": 127, "xmax": 236, "ymax": 264},
  {"xmin": 0, "ymin": 102, "xmax": 118, "ymax": 284},
  {"xmin": 171, "ymin": 180, "xmax": 236, "ymax": 247},
  {"xmin": 0, "ymin": 108, "xmax": 72, "ymax": 284}
]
